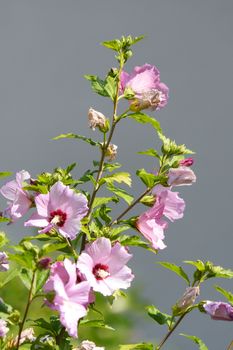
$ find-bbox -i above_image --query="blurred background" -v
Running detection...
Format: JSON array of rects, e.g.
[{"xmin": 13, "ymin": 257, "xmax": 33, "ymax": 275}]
[{"xmin": 0, "ymin": 0, "xmax": 233, "ymax": 349}]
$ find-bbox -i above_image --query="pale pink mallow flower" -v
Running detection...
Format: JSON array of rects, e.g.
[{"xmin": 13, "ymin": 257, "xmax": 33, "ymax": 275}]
[
  {"xmin": 168, "ymin": 166, "xmax": 196, "ymax": 187},
  {"xmin": 0, "ymin": 252, "xmax": 9, "ymax": 272},
  {"xmin": 0, "ymin": 170, "xmax": 32, "ymax": 221},
  {"xmin": 0, "ymin": 319, "xmax": 9, "ymax": 338},
  {"xmin": 44, "ymin": 259, "xmax": 92, "ymax": 338},
  {"xmin": 137, "ymin": 186, "xmax": 185, "ymax": 250},
  {"xmin": 137, "ymin": 202, "xmax": 168, "ymax": 250},
  {"xmin": 25, "ymin": 181, "xmax": 88, "ymax": 240},
  {"xmin": 152, "ymin": 186, "xmax": 186, "ymax": 222},
  {"xmin": 203, "ymin": 301, "xmax": 233, "ymax": 321},
  {"xmin": 77, "ymin": 237, "xmax": 134, "ymax": 296},
  {"xmin": 120, "ymin": 64, "xmax": 169, "ymax": 111}
]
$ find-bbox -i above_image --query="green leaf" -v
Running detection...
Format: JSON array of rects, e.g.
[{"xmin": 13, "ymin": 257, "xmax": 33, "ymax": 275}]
[
  {"xmin": 180, "ymin": 334, "xmax": 208, "ymax": 350},
  {"xmin": 158, "ymin": 262, "xmax": 190, "ymax": 285},
  {"xmin": 84, "ymin": 75, "xmax": 109, "ymax": 97},
  {"xmin": 0, "ymin": 298, "xmax": 13, "ymax": 314},
  {"xmin": 99, "ymin": 172, "xmax": 132, "ymax": 187},
  {"xmin": 9, "ymin": 251, "xmax": 36, "ymax": 269},
  {"xmin": 93, "ymin": 196, "xmax": 118, "ymax": 209},
  {"xmin": 138, "ymin": 149, "xmax": 160, "ymax": 158},
  {"xmin": 0, "ymin": 232, "xmax": 9, "ymax": 248},
  {"xmin": 53, "ymin": 133, "xmax": 100, "ymax": 146},
  {"xmin": 19, "ymin": 268, "xmax": 33, "ymax": 290},
  {"xmin": 104, "ymin": 75, "xmax": 117, "ymax": 100},
  {"xmin": 158, "ymin": 132, "xmax": 194, "ymax": 156},
  {"xmin": 41, "ymin": 242, "xmax": 67, "ymax": 255},
  {"xmin": 136, "ymin": 169, "xmax": 165, "ymax": 188},
  {"xmin": 119, "ymin": 235, "xmax": 149, "ymax": 249},
  {"xmin": 102, "ymin": 39, "xmax": 122, "ymax": 51},
  {"xmin": 118, "ymin": 343, "xmax": 153, "ymax": 350},
  {"xmin": 184, "ymin": 260, "xmax": 205, "ymax": 271},
  {"xmin": 215, "ymin": 285, "xmax": 233, "ymax": 304},
  {"xmin": 0, "ymin": 171, "xmax": 12, "ymax": 178},
  {"xmin": 0, "ymin": 268, "xmax": 18, "ymax": 288},
  {"xmin": 35, "ymin": 269, "xmax": 50, "ymax": 294},
  {"xmin": 107, "ymin": 184, "xmax": 134, "ymax": 205},
  {"xmin": 80, "ymin": 319, "xmax": 115, "ymax": 331},
  {"xmin": 205, "ymin": 263, "xmax": 233, "ymax": 279},
  {"xmin": 109, "ymin": 225, "xmax": 130, "ymax": 238},
  {"xmin": 146, "ymin": 305, "xmax": 172, "ymax": 326},
  {"xmin": 0, "ymin": 217, "xmax": 11, "ymax": 223},
  {"xmin": 128, "ymin": 113, "xmax": 162, "ymax": 133}
]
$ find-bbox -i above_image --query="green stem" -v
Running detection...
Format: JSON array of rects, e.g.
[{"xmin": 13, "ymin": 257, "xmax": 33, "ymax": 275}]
[
  {"xmin": 227, "ymin": 339, "xmax": 233, "ymax": 350},
  {"xmin": 16, "ymin": 270, "xmax": 36, "ymax": 350},
  {"xmin": 156, "ymin": 313, "xmax": 187, "ymax": 350},
  {"xmin": 65, "ymin": 237, "xmax": 78, "ymax": 261}
]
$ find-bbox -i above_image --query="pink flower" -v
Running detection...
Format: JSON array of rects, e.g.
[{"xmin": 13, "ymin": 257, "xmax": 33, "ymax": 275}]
[
  {"xmin": 137, "ymin": 202, "xmax": 168, "ymax": 250},
  {"xmin": 77, "ymin": 237, "xmax": 134, "ymax": 296},
  {"xmin": 120, "ymin": 64, "xmax": 169, "ymax": 111},
  {"xmin": 0, "ymin": 252, "xmax": 9, "ymax": 272},
  {"xmin": 203, "ymin": 301, "xmax": 233, "ymax": 321},
  {"xmin": 44, "ymin": 259, "xmax": 92, "ymax": 338},
  {"xmin": 25, "ymin": 181, "xmax": 88, "ymax": 240},
  {"xmin": 137, "ymin": 186, "xmax": 185, "ymax": 250},
  {"xmin": 0, "ymin": 170, "xmax": 32, "ymax": 221},
  {"xmin": 168, "ymin": 167, "xmax": 196, "ymax": 187},
  {"xmin": 180, "ymin": 157, "xmax": 194, "ymax": 167}
]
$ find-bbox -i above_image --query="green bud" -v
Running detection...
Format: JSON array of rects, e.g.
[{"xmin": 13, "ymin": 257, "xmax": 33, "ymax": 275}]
[{"xmin": 8, "ymin": 310, "xmax": 20, "ymax": 324}]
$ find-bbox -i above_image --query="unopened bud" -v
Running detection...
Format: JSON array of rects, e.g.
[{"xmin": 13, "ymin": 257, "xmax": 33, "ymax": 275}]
[
  {"xmin": 88, "ymin": 108, "xmax": 107, "ymax": 131},
  {"xmin": 105, "ymin": 144, "xmax": 118, "ymax": 161},
  {"xmin": 180, "ymin": 158, "xmax": 194, "ymax": 167},
  {"xmin": 37, "ymin": 257, "xmax": 52, "ymax": 270},
  {"xmin": 175, "ymin": 286, "xmax": 200, "ymax": 313}
]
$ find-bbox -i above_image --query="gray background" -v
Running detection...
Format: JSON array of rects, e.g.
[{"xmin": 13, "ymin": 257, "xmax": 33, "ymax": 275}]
[{"xmin": 0, "ymin": 0, "xmax": 233, "ymax": 348}]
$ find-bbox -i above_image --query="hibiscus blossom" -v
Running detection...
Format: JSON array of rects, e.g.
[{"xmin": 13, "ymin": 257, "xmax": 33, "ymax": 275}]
[
  {"xmin": 203, "ymin": 301, "xmax": 233, "ymax": 321},
  {"xmin": 77, "ymin": 237, "xmax": 134, "ymax": 296},
  {"xmin": 44, "ymin": 259, "xmax": 92, "ymax": 338},
  {"xmin": 0, "ymin": 170, "xmax": 32, "ymax": 221},
  {"xmin": 120, "ymin": 64, "xmax": 169, "ymax": 111},
  {"xmin": 25, "ymin": 181, "xmax": 88, "ymax": 240}
]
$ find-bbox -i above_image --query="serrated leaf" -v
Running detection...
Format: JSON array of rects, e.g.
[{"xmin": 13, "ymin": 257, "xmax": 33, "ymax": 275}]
[
  {"xmin": 107, "ymin": 184, "xmax": 134, "ymax": 205},
  {"xmin": 53, "ymin": 133, "xmax": 100, "ymax": 146},
  {"xmin": 146, "ymin": 305, "xmax": 172, "ymax": 326},
  {"xmin": 215, "ymin": 285, "xmax": 233, "ymax": 304},
  {"xmin": 100, "ymin": 172, "xmax": 132, "ymax": 187},
  {"xmin": 138, "ymin": 149, "xmax": 160, "ymax": 158},
  {"xmin": 41, "ymin": 242, "xmax": 67, "ymax": 255},
  {"xmin": 93, "ymin": 161, "xmax": 122, "ymax": 172},
  {"xmin": 35, "ymin": 269, "xmax": 50, "ymax": 294},
  {"xmin": 206, "ymin": 264, "xmax": 233, "ymax": 279},
  {"xmin": 180, "ymin": 334, "xmax": 208, "ymax": 350},
  {"xmin": 0, "ymin": 268, "xmax": 18, "ymax": 288},
  {"xmin": 0, "ymin": 232, "xmax": 9, "ymax": 248},
  {"xmin": 0, "ymin": 171, "xmax": 12, "ymax": 178},
  {"xmin": 104, "ymin": 75, "xmax": 117, "ymax": 100},
  {"xmin": 119, "ymin": 343, "xmax": 153, "ymax": 350},
  {"xmin": 93, "ymin": 197, "xmax": 118, "ymax": 209},
  {"xmin": 101, "ymin": 39, "xmax": 122, "ymax": 51},
  {"xmin": 128, "ymin": 113, "xmax": 162, "ymax": 133},
  {"xmin": 80, "ymin": 319, "xmax": 115, "ymax": 331},
  {"xmin": 19, "ymin": 268, "xmax": 33, "ymax": 290},
  {"xmin": 158, "ymin": 262, "xmax": 190, "ymax": 285},
  {"xmin": 109, "ymin": 226, "xmax": 130, "ymax": 238},
  {"xmin": 84, "ymin": 75, "xmax": 109, "ymax": 97},
  {"xmin": 119, "ymin": 235, "xmax": 149, "ymax": 249}
]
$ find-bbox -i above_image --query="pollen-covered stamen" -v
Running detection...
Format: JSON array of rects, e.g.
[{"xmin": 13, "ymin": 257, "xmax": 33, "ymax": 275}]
[
  {"xmin": 93, "ymin": 263, "xmax": 110, "ymax": 280},
  {"xmin": 49, "ymin": 209, "xmax": 67, "ymax": 227}
]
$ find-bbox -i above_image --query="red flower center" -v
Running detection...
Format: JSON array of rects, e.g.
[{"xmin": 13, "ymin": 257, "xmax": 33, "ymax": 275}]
[
  {"xmin": 93, "ymin": 263, "xmax": 110, "ymax": 280},
  {"xmin": 49, "ymin": 209, "xmax": 67, "ymax": 227}
]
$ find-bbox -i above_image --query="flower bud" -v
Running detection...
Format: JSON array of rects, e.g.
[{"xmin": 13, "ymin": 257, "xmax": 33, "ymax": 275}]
[
  {"xmin": 105, "ymin": 144, "xmax": 118, "ymax": 161},
  {"xmin": 168, "ymin": 166, "xmax": 196, "ymax": 187},
  {"xmin": 175, "ymin": 286, "xmax": 200, "ymax": 313},
  {"xmin": 180, "ymin": 157, "xmax": 194, "ymax": 167},
  {"xmin": 37, "ymin": 257, "xmax": 52, "ymax": 270},
  {"xmin": 78, "ymin": 340, "xmax": 105, "ymax": 350},
  {"xmin": 88, "ymin": 108, "xmax": 107, "ymax": 131}
]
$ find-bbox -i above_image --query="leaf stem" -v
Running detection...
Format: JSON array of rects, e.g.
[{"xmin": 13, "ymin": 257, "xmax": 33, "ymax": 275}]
[
  {"xmin": 156, "ymin": 313, "xmax": 187, "ymax": 350},
  {"xmin": 15, "ymin": 269, "xmax": 36, "ymax": 350}
]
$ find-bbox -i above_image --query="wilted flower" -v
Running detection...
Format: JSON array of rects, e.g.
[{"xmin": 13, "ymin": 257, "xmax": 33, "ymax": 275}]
[
  {"xmin": 0, "ymin": 252, "xmax": 9, "ymax": 272},
  {"xmin": 0, "ymin": 319, "xmax": 9, "ymax": 338},
  {"xmin": 105, "ymin": 144, "xmax": 118, "ymax": 161},
  {"xmin": 175, "ymin": 286, "xmax": 200, "ymax": 312},
  {"xmin": 180, "ymin": 157, "xmax": 194, "ymax": 167},
  {"xmin": 168, "ymin": 166, "xmax": 196, "ymax": 187},
  {"xmin": 77, "ymin": 237, "xmax": 134, "ymax": 296},
  {"xmin": 0, "ymin": 170, "xmax": 32, "ymax": 221},
  {"xmin": 44, "ymin": 259, "xmax": 92, "ymax": 337},
  {"xmin": 120, "ymin": 64, "xmax": 169, "ymax": 111},
  {"xmin": 88, "ymin": 108, "xmax": 106, "ymax": 131},
  {"xmin": 203, "ymin": 301, "xmax": 233, "ymax": 321},
  {"xmin": 25, "ymin": 181, "xmax": 88, "ymax": 240}
]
